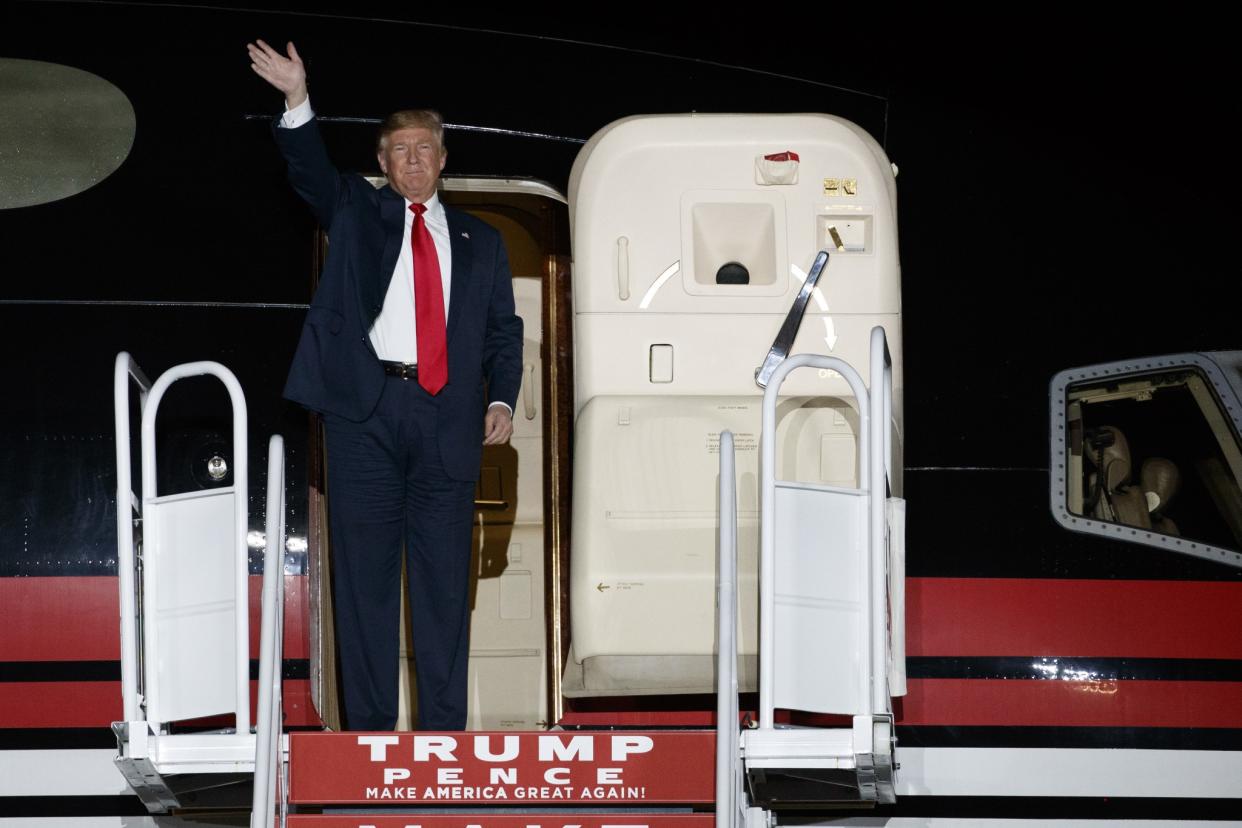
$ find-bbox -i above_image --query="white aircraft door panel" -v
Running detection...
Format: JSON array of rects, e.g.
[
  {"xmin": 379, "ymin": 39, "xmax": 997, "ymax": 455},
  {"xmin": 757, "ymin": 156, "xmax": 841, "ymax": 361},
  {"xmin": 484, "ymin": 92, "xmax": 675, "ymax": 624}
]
[
  {"xmin": 466, "ymin": 524, "xmax": 546, "ymax": 730},
  {"xmin": 567, "ymin": 113, "xmax": 902, "ymax": 697},
  {"xmin": 570, "ymin": 115, "xmax": 899, "ymax": 317},
  {"xmin": 569, "ymin": 394, "xmax": 860, "ymax": 694},
  {"xmin": 470, "ymin": 275, "xmax": 545, "ymax": 729},
  {"xmin": 509, "ymin": 277, "xmax": 543, "ymax": 524},
  {"xmin": 574, "ymin": 313, "xmax": 902, "ymax": 404}
]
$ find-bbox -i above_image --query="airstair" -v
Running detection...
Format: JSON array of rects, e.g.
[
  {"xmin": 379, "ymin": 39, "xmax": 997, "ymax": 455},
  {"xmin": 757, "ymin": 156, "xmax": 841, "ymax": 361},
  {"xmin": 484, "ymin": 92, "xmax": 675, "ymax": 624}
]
[
  {"xmin": 111, "ymin": 322, "xmax": 901, "ymax": 825},
  {"xmin": 732, "ymin": 326, "xmax": 904, "ymax": 812},
  {"xmin": 111, "ymin": 353, "xmax": 288, "ymax": 817}
]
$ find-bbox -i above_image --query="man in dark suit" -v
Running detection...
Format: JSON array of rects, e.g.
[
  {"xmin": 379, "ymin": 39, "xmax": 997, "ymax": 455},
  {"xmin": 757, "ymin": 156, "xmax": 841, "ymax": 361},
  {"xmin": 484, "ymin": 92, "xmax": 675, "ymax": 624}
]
[{"xmin": 248, "ymin": 40, "xmax": 523, "ymax": 730}]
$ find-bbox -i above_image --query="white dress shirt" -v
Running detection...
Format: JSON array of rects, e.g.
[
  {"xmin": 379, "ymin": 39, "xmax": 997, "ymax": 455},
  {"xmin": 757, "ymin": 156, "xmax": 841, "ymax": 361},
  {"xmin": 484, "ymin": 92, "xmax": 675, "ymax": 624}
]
[
  {"xmin": 280, "ymin": 98, "xmax": 510, "ymax": 415},
  {"xmin": 367, "ymin": 192, "xmax": 451, "ymax": 364}
]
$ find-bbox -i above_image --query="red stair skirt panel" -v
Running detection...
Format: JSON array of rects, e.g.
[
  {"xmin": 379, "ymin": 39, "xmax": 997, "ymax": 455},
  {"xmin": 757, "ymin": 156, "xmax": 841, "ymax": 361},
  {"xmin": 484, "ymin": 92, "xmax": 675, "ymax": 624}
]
[{"xmin": 288, "ymin": 731, "xmax": 716, "ymax": 806}]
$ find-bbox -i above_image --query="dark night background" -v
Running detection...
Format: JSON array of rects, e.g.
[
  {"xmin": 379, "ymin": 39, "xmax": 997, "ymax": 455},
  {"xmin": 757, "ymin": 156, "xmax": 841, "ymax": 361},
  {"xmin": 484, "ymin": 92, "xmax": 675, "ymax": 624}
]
[{"xmin": 1, "ymin": 3, "xmax": 1238, "ymax": 578}]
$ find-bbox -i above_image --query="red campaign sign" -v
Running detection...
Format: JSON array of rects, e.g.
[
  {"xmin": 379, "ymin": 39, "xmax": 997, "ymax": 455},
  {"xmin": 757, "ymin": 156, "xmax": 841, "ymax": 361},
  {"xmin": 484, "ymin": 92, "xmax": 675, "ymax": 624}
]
[
  {"xmin": 289, "ymin": 731, "xmax": 715, "ymax": 805},
  {"xmin": 287, "ymin": 817, "xmax": 715, "ymax": 828}
]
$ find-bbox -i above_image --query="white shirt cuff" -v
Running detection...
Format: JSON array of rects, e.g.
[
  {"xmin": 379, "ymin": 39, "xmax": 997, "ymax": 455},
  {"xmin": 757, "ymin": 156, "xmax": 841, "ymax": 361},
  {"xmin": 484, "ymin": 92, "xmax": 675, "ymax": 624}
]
[
  {"xmin": 280, "ymin": 96, "xmax": 314, "ymax": 129},
  {"xmin": 488, "ymin": 401, "xmax": 513, "ymax": 417}
]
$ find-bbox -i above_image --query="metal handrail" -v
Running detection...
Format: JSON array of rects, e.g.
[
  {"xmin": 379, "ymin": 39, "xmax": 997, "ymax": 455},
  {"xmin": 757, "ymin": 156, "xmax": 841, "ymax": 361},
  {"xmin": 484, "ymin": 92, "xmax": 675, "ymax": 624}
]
[
  {"xmin": 114, "ymin": 352, "xmax": 152, "ymax": 724},
  {"xmin": 758, "ymin": 350, "xmax": 874, "ymax": 731},
  {"xmin": 868, "ymin": 327, "xmax": 893, "ymax": 713},
  {"xmin": 715, "ymin": 431, "xmax": 739, "ymax": 828},
  {"xmin": 139, "ymin": 361, "xmax": 251, "ymax": 733},
  {"xmin": 253, "ymin": 435, "xmax": 286, "ymax": 828}
]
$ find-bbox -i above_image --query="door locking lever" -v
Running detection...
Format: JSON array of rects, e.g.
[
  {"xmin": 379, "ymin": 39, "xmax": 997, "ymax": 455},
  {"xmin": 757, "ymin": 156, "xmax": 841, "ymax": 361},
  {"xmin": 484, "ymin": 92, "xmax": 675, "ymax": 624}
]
[{"xmin": 754, "ymin": 250, "xmax": 830, "ymax": 388}]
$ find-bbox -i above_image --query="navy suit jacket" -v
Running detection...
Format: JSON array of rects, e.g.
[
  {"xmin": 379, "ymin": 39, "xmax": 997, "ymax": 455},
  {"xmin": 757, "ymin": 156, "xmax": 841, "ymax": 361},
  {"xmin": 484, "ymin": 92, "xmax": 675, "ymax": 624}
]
[{"xmin": 275, "ymin": 117, "xmax": 523, "ymax": 481}]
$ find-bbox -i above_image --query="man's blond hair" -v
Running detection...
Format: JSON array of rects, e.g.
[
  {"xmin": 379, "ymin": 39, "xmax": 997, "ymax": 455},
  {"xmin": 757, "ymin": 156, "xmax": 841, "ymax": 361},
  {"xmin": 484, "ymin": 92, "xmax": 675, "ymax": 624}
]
[{"xmin": 377, "ymin": 109, "xmax": 445, "ymax": 153}]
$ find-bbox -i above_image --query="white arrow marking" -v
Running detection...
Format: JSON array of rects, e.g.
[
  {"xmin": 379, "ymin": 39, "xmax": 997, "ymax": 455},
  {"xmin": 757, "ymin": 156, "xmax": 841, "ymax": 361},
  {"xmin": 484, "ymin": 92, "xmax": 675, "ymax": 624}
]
[
  {"xmin": 639, "ymin": 261, "xmax": 681, "ymax": 309},
  {"xmin": 823, "ymin": 317, "xmax": 838, "ymax": 350}
]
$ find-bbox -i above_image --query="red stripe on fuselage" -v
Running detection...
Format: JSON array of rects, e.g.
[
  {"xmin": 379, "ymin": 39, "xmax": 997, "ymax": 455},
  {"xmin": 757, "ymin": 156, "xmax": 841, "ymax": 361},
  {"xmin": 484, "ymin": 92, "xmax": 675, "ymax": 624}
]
[
  {"xmin": 898, "ymin": 678, "xmax": 1242, "ymax": 727},
  {"xmin": 0, "ymin": 679, "xmax": 318, "ymax": 728},
  {"xmin": 905, "ymin": 578, "xmax": 1242, "ymax": 658},
  {"xmin": 7, "ymin": 576, "xmax": 1238, "ymax": 663},
  {"xmin": 6, "ymin": 575, "xmax": 1242, "ymax": 732},
  {"xmin": 0, "ymin": 575, "xmax": 318, "ymax": 728},
  {"xmin": 0, "ymin": 575, "xmax": 310, "ymax": 660},
  {"xmin": 0, "ymin": 578, "xmax": 119, "ymax": 660}
]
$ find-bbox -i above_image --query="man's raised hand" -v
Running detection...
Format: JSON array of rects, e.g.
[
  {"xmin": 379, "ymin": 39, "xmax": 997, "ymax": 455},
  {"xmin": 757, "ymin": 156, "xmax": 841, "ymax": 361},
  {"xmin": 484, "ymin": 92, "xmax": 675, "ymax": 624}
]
[{"xmin": 247, "ymin": 39, "xmax": 308, "ymax": 109}]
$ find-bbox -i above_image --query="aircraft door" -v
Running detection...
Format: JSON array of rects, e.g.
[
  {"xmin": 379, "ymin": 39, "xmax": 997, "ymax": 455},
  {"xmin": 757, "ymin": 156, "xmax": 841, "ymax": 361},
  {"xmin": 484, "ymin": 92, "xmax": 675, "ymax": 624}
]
[
  {"xmin": 302, "ymin": 180, "xmax": 571, "ymax": 731},
  {"xmin": 404, "ymin": 182, "xmax": 569, "ymax": 730},
  {"xmin": 564, "ymin": 114, "xmax": 904, "ymax": 701}
]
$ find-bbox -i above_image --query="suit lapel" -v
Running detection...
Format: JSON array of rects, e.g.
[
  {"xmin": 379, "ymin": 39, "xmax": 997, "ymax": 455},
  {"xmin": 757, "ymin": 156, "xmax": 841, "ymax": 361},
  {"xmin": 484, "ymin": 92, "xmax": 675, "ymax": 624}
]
[
  {"xmin": 445, "ymin": 207, "xmax": 472, "ymax": 341},
  {"xmin": 376, "ymin": 187, "xmax": 405, "ymax": 317}
]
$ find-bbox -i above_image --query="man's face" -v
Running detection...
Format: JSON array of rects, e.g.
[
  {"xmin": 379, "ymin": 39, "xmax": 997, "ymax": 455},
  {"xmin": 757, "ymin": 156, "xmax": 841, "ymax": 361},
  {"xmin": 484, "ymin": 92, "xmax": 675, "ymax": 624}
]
[{"xmin": 377, "ymin": 127, "xmax": 446, "ymax": 203}]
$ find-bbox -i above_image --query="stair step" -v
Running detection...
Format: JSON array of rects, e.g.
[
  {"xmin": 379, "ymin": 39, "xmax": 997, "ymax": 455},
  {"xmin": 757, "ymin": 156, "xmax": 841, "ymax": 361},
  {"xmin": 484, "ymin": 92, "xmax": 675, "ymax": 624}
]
[{"xmin": 287, "ymin": 817, "xmax": 714, "ymax": 827}]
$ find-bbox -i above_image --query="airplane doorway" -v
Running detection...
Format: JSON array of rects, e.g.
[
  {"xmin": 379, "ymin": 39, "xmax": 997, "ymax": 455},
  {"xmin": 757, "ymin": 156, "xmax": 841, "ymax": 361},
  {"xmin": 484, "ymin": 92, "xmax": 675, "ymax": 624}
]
[{"xmin": 305, "ymin": 178, "xmax": 572, "ymax": 731}]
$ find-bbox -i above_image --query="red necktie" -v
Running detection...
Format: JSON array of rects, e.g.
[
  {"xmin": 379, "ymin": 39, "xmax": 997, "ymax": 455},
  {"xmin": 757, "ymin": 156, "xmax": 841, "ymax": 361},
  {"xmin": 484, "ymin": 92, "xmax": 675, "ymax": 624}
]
[{"xmin": 410, "ymin": 203, "xmax": 447, "ymax": 395}]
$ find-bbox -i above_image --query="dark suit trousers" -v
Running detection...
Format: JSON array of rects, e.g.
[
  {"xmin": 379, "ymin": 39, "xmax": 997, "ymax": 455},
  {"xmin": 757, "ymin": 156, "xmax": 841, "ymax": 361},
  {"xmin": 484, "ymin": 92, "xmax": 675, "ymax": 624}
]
[{"xmin": 324, "ymin": 374, "xmax": 476, "ymax": 731}]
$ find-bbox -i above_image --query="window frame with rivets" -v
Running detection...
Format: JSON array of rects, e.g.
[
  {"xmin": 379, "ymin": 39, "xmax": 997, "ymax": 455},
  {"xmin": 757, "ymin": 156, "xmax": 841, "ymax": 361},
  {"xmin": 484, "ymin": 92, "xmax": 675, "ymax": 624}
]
[{"xmin": 1050, "ymin": 352, "xmax": 1242, "ymax": 570}]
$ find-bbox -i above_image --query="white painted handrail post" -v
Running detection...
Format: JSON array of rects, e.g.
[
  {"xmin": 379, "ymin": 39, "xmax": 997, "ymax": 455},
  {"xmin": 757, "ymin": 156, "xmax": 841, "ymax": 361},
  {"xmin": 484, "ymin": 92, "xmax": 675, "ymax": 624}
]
[
  {"xmin": 759, "ymin": 354, "xmax": 870, "ymax": 730},
  {"xmin": 253, "ymin": 435, "xmax": 286, "ymax": 828},
  {"xmin": 716, "ymin": 431, "xmax": 739, "ymax": 828},
  {"xmin": 114, "ymin": 352, "xmax": 152, "ymax": 725},
  {"xmin": 139, "ymin": 362, "xmax": 250, "ymax": 733},
  {"xmin": 869, "ymin": 327, "xmax": 892, "ymax": 714}
]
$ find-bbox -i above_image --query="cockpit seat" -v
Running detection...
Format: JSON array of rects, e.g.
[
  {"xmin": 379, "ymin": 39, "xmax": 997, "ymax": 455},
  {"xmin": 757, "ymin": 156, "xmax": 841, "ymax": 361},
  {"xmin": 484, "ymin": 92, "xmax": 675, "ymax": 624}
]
[
  {"xmin": 1086, "ymin": 426, "xmax": 1150, "ymax": 528},
  {"xmin": 1141, "ymin": 457, "xmax": 1181, "ymax": 536}
]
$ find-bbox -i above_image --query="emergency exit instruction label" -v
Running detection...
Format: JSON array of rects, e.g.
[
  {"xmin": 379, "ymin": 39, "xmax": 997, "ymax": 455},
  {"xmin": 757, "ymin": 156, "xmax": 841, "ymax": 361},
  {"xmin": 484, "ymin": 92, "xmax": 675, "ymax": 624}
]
[
  {"xmin": 288, "ymin": 731, "xmax": 715, "ymax": 805},
  {"xmin": 706, "ymin": 432, "xmax": 756, "ymax": 454}
]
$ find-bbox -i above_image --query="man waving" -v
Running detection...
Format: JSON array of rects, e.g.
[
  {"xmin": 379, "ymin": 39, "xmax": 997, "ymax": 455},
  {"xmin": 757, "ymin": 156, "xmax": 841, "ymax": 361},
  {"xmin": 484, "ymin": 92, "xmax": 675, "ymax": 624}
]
[{"xmin": 249, "ymin": 39, "xmax": 522, "ymax": 731}]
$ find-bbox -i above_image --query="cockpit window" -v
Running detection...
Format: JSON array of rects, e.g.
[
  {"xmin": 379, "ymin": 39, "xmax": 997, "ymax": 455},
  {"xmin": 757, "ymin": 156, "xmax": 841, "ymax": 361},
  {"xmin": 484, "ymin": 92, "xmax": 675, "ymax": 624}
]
[{"xmin": 1063, "ymin": 368, "xmax": 1242, "ymax": 558}]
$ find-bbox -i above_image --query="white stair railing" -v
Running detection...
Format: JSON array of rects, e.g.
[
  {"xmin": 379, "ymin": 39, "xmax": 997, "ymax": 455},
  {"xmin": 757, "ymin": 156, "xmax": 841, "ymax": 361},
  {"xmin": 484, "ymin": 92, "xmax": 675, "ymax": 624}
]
[
  {"xmin": 114, "ymin": 354, "xmax": 294, "ymax": 818},
  {"xmin": 868, "ymin": 327, "xmax": 893, "ymax": 711},
  {"xmin": 138, "ymin": 361, "xmax": 251, "ymax": 732},
  {"xmin": 253, "ymin": 435, "xmax": 287, "ymax": 828},
  {"xmin": 113, "ymin": 354, "xmax": 262, "ymax": 813},
  {"xmin": 738, "ymin": 326, "xmax": 898, "ymax": 807},
  {"xmin": 715, "ymin": 431, "xmax": 741, "ymax": 828},
  {"xmin": 758, "ymin": 351, "xmax": 872, "ymax": 728},
  {"xmin": 114, "ymin": 352, "xmax": 152, "ymax": 726}
]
